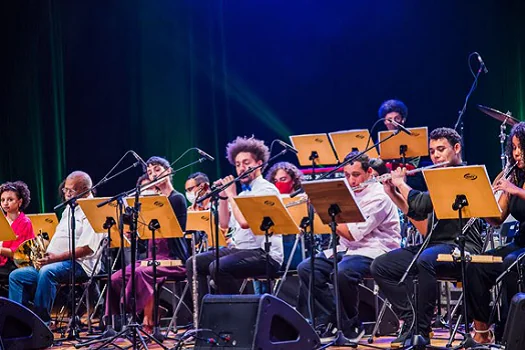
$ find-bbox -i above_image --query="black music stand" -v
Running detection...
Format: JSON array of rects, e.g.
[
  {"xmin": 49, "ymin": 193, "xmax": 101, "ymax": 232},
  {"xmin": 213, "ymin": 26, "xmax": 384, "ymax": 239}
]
[
  {"xmin": 302, "ymin": 177, "xmax": 366, "ymax": 347},
  {"xmin": 423, "ymin": 165, "xmax": 501, "ymax": 350}
]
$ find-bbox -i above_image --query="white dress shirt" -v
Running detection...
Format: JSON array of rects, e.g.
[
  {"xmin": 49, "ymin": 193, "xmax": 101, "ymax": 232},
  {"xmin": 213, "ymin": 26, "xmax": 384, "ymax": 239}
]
[
  {"xmin": 46, "ymin": 201, "xmax": 106, "ymax": 276},
  {"xmin": 324, "ymin": 181, "xmax": 401, "ymax": 259}
]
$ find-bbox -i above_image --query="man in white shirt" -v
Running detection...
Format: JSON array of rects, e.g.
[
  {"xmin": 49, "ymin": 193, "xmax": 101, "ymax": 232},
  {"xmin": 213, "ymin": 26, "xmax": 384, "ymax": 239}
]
[
  {"xmin": 9, "ymin": 171, "xmax": 105, "ymax": 324},
  {"xmin": 297, "ymin": 152, "xmax": 401, "ymax": 341},
  {"xmin": 186, "ymin": 136, "xmax": 283, "ymax": 307}
]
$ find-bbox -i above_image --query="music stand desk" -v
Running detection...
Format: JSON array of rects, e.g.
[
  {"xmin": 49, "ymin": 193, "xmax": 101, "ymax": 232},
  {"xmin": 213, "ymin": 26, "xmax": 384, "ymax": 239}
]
[{"xmin": 378, "ymin": 127, "xmax": 429, "ymax": 160}]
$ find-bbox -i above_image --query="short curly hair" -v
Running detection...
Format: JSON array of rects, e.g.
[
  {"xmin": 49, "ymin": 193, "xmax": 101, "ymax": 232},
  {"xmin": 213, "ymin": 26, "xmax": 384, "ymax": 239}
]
[
  {"xmin": 430, "ymin": 127, "xmax": 462, "ymax": 147},
  {"xmin": 378, "ymin": 99, "xmax": 408, "ymax": 121},
  {"xmin": 225, "ymin": 136, "xmax": 270, "ymax": 166},
  {"xmin": 265, "ymin": 162, "xmax": 303, "ymax": 190},
  {"xmin": 343, "ymin": 151, "xmax": 371, "ymax": 171},
  {"xmin": 0, "ymin": 181, "xmax": 31, "ymax": 210}
]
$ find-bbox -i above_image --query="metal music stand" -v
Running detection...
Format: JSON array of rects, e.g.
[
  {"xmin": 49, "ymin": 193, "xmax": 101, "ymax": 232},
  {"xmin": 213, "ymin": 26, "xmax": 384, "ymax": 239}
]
[
  {"xmin": 378, "ymin": 127, "xmax": 428, "ymax": 164},
  {"xmin": 302, "ymin": 177, "xmax": 366, "ymax": 347},
  {"xmin": 289, "ymin": 133, "xmax": 339, "ymax": 171},
  {"xmin": 423, "ymin": 165, "xmax": 501, "ymax": 350},
  {"xmin": 234, "ymin": 194, "xmax": 301, "ymax": 292},
  {"xmin": 328, "ymin": 129, "xmax": 379, "ymax": 159},
  {"xmin": 26, "ymin": 213, "xmax": 59, "ymax": 240},
  {"xmin": 128, "ymin": 195, "xmax": 184, "ymax": 342}
]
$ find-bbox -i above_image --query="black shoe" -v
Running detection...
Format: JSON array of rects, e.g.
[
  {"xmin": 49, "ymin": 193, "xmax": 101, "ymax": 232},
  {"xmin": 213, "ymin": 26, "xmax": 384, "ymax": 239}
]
[
  {"xmin": 315, "ymin": 322, "xmax": 338, "ymax": 342},
  {"xmin": 343, "ymin": 323, "xmax": 365, "ymax": 343},
  {"xmin": 390, "ymin": 321, "xmax": 413, "ymax": 349},
  {"xmin": 403, "ymin": 332, "xmax": 431, "ymax": 347}
]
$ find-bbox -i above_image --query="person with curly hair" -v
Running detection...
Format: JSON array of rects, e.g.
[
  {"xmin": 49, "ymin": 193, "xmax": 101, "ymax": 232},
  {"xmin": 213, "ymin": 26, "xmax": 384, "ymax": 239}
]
[
  {"xmin": 464, "ymin": 122, "xmax": 525, "ymax": 344},
  {"xmin": 378, "ymin": 99, "xmax": 408, "ymax": 131},
  {"xmin": 0, "ymin": 181, "xmax": 34, "ymax": 279},
  {"xmin": 371, "ymin": 127, "xmax": 484, "ymax": 348},
  {"xmin": 265, "ymin": 161, "xmax": 303, "ymax": 195},
  {"xmin": 186, "ymin": 136, "xmax": 282, "ymax": 307}
]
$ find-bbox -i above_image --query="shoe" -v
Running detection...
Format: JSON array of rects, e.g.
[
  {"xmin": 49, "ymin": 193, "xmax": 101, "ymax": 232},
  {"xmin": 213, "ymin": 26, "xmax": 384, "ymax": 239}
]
[
  {"xmin": 315, "ymin": 322, "xmax": 338, "ymax": 342},
  {"xmin": 343, "ymin": 323, "xmax": 365, "ymax": 343},
  {"xmin": 390, "ymin": 321, "xmax": 413, "ymax": 349},
  {"xmin": 402, "ymin": 332, "xmax": 431, "ymax": 347}
]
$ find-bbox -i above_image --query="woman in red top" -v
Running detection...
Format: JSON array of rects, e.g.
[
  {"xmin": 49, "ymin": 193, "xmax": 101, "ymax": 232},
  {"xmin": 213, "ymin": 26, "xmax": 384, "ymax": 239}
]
[{"xmin": 0, "ymin": 181, "xmax": 35, "ymax": 279}]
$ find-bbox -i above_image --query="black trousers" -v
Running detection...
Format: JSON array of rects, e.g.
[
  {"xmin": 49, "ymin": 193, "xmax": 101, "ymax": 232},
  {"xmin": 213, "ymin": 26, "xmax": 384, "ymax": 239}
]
[
  {"xmin": 371, "ymin": 243, "xmax": 461, "ymax": 333},
  {"xmin": 465, "ymin": 242, "xmax": 525, "ymax": 324},
  {"xmin": 186, "ymin": 247, "xmax": 281, "ymax": 308},
  {"xmin": 297, "ymin": 252, "xmax": 372, "ymax": 328}
]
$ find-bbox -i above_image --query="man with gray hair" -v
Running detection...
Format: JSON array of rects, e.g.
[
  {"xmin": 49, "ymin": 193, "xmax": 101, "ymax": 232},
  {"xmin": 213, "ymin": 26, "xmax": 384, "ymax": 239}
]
[{"xmin": 9, "ymin": 171, "xmax": 106, "ymax": 325}]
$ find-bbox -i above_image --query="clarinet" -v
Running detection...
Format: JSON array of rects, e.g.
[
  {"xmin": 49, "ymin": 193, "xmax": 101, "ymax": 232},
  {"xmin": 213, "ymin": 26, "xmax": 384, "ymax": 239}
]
[{"xmin": 461, "ymin": 162, "xmax": 518, "ymax": 234}]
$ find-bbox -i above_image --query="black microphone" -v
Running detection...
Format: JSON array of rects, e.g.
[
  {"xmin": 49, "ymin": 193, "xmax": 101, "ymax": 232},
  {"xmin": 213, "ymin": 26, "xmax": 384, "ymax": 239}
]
[
  {"xmin": 196, "ymin": 148, "xmax": 215, "ymax": 161},
  {"xmin": 277, "ymin": 140, "xmax": 299, "ymax": 154},
  {"xmin": 131, "ymin": 151, "xmax": 148, "ymax": 170},
  {"xmin": 389, "ymin": 120, "xmax": 412, "ymax": 136},
  {"xmin": 476, "ymin": 53, "xmax": 489, "ymax": 74}
]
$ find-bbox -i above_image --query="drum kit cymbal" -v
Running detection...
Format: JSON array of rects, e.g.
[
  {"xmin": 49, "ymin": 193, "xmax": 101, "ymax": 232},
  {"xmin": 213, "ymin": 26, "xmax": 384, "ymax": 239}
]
[
  {"xmin": 478, "ymin": 104, "xmax": 519, "ymax": 126},
  {"xmin": 477, "ymin": 104, "xmax": 520, "ymax": 169}
]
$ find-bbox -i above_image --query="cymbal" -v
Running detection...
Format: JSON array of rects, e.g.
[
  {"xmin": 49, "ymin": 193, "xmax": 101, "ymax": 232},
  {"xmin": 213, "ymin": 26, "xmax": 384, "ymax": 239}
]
[{"xmin": 478, "ymin": 105, "xmax": 519, "ymax": 126}]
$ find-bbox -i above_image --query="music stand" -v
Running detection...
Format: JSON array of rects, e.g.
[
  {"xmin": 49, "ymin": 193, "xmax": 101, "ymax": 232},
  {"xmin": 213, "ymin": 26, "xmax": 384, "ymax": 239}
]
[
  {"xmin": 128, "ymin": 195, "xmax": 184, "ymax": 342},
  {"xmin": 302, "ymin": 177, "xmax": 365, "ymax": 347},
  {"xmin": 423, "ymin": 165, "xmax": 501, "ymax": 350},
  {"xmin": 187, "ymin": 210, "xmax": 227, "ymax": 248},
  {"xmin": 378, "ymin": 127, "xmax": 428, "ymax": 164},
  {"xmin": 234, "ymin": 195, "xmax": 300, "ymax": 291},
  {"xmin": 26, "ymin": 213, "xmax": 59, "ymax": 240},
  {"xmin": 289, "ymin": 134, "xmax": 338, "ymax": 179},
  {"xmin": 0, "ymin": 214, "xmax": 17, "ymax": 241},
  {"xmin": 328, "ymin": 129, "xmax": 379, "ymax": 159}
]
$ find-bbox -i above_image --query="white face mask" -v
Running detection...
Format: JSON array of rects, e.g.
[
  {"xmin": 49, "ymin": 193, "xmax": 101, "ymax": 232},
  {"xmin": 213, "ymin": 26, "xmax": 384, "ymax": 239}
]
[{"xmin": 186, "ymin": 191, "xmax": 197, "ymax": 205}]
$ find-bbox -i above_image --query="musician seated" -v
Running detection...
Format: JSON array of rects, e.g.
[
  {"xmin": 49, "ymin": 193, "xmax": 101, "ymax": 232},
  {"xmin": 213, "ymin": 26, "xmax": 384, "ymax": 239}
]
[
  {"xmin": 0, "ymin": 181, "xmax": 35, "ymax": 283},
  {"xmin": 8, "ymin": 171, "xmax": 105, "ymax": 325},
  {"xmin": 185, "ymin": 172, "xmax": 211, "ymax": 211},
  {"xmin": 105, "ymin": 156, "xmax": 188, "ymax": 333},
  {"xmin": 465, "ymin": 122, "xmax": 525, "ymax": 344},
  {"xmin": 186, "ymin": 136, "xmax": 283, "ymax": 308},
  {"xmin": 371, "ymin": 128, "xmax": 484, "ymax": 348},
  {"xmin": 297, "ymin": 152, "xmax": 401, "ymax": 341},
  {"xmin": 369, "ymin": 158, "xmax": 390, "ymax": 177}
]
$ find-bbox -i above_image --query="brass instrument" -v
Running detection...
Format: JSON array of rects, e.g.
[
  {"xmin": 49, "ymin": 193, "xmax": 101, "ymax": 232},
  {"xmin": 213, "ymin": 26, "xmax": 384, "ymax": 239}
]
[
  {"xmin": 461, "ymin": 162, "xmax": 517, "ymax": 234},
  {"xmin": 13, "ymin": 232, "xmax": 50, "ymax": 269}
]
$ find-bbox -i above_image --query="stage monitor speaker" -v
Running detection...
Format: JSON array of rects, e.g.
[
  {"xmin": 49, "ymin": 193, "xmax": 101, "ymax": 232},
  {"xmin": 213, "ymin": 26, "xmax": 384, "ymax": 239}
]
[
  {"xmin": 0, "ymin": 297, "xmax": 54, "ymax": 349},
  {"xmin": 503, "ymin": 292, "xmax": 525, "ymax": 350},
  {"xmin": 195, "ymin": 294, "xmax": 320, "ymax": 350}
]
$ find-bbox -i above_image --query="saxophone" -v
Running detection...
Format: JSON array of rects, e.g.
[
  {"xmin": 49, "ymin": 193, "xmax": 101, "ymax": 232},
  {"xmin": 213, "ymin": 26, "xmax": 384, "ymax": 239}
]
[{"xmin": 13, "ymin": 232, "xmax": 50, "ymax": 269}]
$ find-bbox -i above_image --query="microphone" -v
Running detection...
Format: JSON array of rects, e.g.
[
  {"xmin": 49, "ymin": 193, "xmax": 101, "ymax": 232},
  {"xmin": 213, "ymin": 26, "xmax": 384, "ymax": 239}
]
[
  {"xmin": 196, "ymin": 148, "xmax": 215, "ymax": 162},
  {"xmin": 476, "ymin": 53, "xmax": 489, "ymax": 74},
  {"xmin": 389, "ymin": 120, "xmax": 412, "ymax": 135},
  {"xmin": 277, "ymin": 140, "xmax": 299, "ymax": 154},
  {"xmin": 131, "ymin": 151, "xmax": 148, "ymax": 170}
]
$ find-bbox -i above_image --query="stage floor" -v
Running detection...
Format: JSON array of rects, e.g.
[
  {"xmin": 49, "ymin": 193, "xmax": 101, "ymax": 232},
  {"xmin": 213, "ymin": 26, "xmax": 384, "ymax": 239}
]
[{"xmin": 50, "ymin": 329, "xmax": 463, "ymax": 349}]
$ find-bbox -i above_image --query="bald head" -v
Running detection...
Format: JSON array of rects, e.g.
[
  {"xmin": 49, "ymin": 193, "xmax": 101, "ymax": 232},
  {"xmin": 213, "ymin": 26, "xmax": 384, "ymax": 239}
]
[{"xmin": 63, "ymin": 171, "xmax": 92, "ymax": 200}]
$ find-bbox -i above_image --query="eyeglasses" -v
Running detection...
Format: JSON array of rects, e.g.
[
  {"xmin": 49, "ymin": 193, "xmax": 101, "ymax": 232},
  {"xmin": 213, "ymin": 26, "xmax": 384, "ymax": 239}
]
[{"xmin": 62, "ymin": 187, "xmax": 77, "ymax": 195}]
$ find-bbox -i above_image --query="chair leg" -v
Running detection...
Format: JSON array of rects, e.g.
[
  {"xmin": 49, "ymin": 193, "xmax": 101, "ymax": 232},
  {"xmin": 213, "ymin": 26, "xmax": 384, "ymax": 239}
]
[{"xmin": 165, "ymin": 282, "xmax": 191, "ymax": 338}]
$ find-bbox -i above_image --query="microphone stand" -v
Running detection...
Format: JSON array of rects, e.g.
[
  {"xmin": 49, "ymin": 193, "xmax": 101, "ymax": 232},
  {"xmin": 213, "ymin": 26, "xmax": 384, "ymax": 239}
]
[
  {"xmin": 195, "ymin": 148, "xmax": 292, "ymax": 301},
  {"xmin": 54, "ymin": 161, "xmax": 143, "ymax": 343},
  {"xmin": 453, "ymin": 53, "xmax": 485, "ymax": 162}
]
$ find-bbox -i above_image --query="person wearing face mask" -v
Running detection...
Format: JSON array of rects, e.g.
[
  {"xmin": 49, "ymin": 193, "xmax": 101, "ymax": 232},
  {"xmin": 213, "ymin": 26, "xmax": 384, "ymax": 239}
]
[
  {"xmin": 371, "ymin": 128, "xmax": 484, "ymax": 348},
  {"xmin": 105, "ymin": 156, "xmax": 188, "ymax": 334},
  {"xmin": 186, "ymin": 136, "xmax": 282, "ymax": 308},
  {"xmin": 185, "ymin": 172, "xmax": 211, "ymax": 210},
  {"xmin": 0, "ymin": 181, "xmax": 34, "ymax": 282}
]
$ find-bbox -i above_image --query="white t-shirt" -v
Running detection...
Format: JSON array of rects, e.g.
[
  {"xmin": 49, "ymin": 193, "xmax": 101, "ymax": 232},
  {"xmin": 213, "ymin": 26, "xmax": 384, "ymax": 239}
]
[
  {"xmin": 228, "ymin": 176, "xmax": 284, "ymax": 266},
  {"xmin": 46, "ymin": 202, "xmax": 106, "ymax": 276}
]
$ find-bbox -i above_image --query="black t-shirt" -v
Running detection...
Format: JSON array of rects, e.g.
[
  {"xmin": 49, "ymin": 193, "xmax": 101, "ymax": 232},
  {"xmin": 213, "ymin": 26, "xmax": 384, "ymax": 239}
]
[
  {"xmin": 508, "ymin": 177, "xmax": 525, "ymax": 247},
  {"xmin": 407, "ymin": 189, "xmax": 483, "ymax": 254}
]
